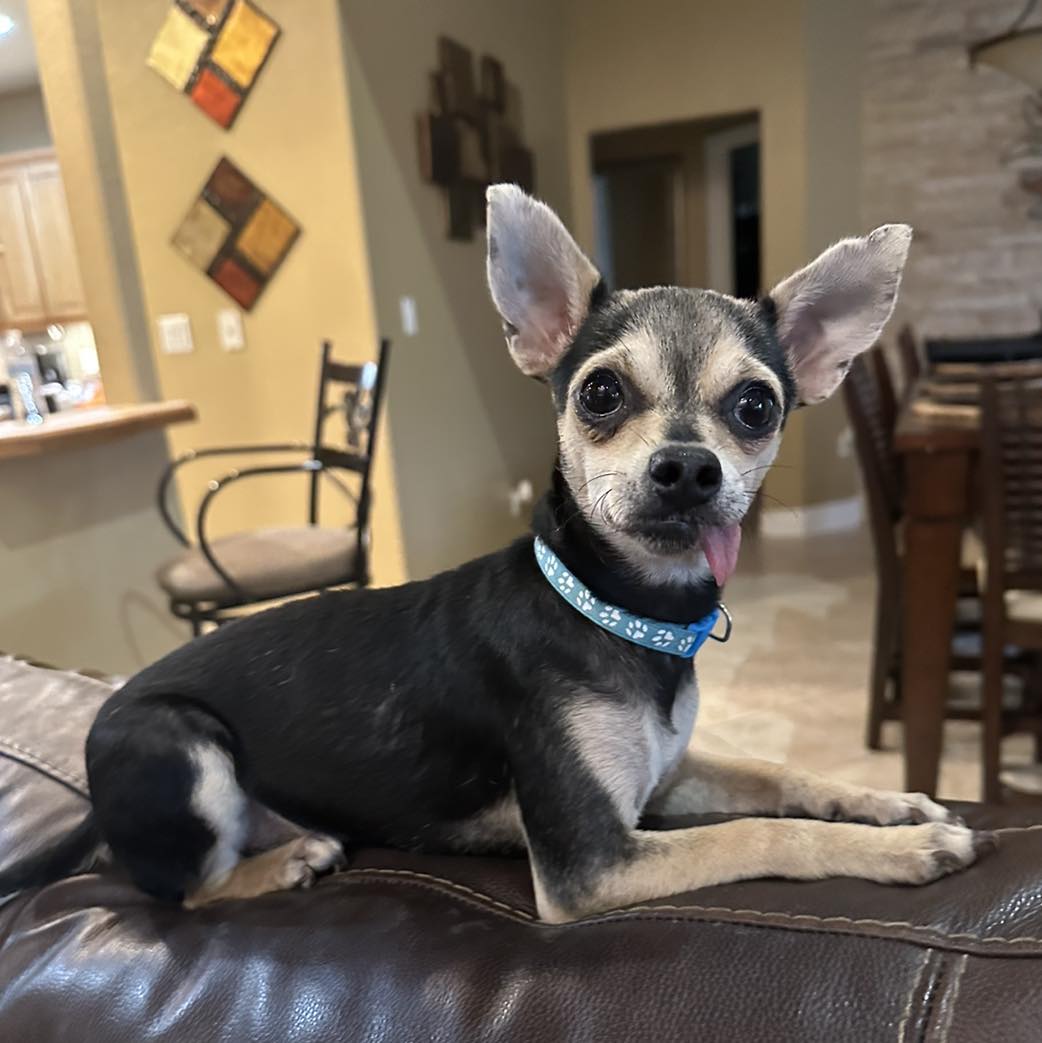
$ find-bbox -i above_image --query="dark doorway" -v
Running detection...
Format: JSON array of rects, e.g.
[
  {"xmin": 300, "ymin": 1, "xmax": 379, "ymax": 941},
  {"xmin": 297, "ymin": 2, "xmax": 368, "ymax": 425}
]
[{"xmin": 590, "ymin": 113, "xmax": 761, "ymax": 297}]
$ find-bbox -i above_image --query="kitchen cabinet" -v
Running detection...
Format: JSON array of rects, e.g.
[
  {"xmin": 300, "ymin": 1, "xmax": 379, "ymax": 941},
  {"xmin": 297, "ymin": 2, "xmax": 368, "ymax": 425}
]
[
  {"xmin": 0, "ymin": 150, "xmax": 87, "ymax": 331},
  {"xmin": 0, "ymin": 166, "xmax": 47, "ymax": 328}
]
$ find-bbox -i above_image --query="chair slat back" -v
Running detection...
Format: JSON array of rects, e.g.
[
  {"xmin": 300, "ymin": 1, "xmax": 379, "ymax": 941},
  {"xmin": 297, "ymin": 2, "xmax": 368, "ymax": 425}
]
[
  {"xmin": 308, "ymin": 340, "xmax": 391, "ymax": 574},
  {"xmin": 897, "ymin": 323, "xmax": 923, "ymax": 388},
  {"xmin": 981, "ymin": 375, "xmax": 1042, "ymax": 592},
  {"xmin": 844, "ymin": 350, "xmax": 902, "ymax": 587}
]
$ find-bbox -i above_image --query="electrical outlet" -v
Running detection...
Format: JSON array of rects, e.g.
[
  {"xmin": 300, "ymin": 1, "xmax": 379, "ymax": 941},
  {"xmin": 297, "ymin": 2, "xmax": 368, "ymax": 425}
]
[
  {"xmin": 217, "ymin": 308, "xmax": 246, "ymax": 351},
  {"xmin": 508, "ymin": 479, "xmax": 534, "ymax": 518},
  {"xmin": 156, "ymin": 313, "xmax": 193, "ymax": 355},
  {"xmin": 837, "ymin": 427, "xmax": 854, "ymax": 459},
  {"xmin": 399, "ymin": 296, "xmax": 419, "ymax": 336}
]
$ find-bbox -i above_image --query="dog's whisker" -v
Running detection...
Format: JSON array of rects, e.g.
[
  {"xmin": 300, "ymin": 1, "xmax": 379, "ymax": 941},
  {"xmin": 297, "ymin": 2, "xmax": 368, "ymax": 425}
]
[{"xmin": 574, "ymin": 471, "xmax": 624, "ymax": 497}]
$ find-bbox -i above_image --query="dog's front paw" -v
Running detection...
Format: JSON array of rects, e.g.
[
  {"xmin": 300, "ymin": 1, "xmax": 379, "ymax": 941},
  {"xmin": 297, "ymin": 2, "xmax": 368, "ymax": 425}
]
[
  {"xmin": 278, "ymin": 834, "xmax": 346, "ymax": 891},
  {"xmin": 819, "ymin": 788, "xmax": 960, "ymax": 827},
  {"xmin": 874, "ymin": 823, "xmax": 996, "ymax": 885}
]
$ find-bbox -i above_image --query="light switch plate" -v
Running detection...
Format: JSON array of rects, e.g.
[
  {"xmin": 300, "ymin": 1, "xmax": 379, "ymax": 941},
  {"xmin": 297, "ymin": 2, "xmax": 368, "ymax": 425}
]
[
  {"xmin": 217, "ymin": 308, "xmax": 246, "ymax": 351},
  {"xmin": 399, "ymin": 295, "xmax": 419, "ymax": 337},
  {"xmin": 156, "ymin": 313, "xmax": 193, "ymax": 355}
]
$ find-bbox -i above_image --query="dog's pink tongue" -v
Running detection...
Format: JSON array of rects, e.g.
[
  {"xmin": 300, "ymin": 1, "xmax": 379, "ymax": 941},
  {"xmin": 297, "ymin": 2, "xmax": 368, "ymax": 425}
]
[{"xmin": 701, "ymin": 524, "xmax": 742, "ymax": 588}]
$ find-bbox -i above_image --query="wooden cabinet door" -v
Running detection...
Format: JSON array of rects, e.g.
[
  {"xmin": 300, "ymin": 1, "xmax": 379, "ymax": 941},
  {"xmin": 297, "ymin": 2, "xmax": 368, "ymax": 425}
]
[
  {"xmin": 22, "ymin": 160, "xmax": 87, "ymax": 321},
  {"xmin": 0, "ymin": 168, "xmax": 47, "ymax": 329}
]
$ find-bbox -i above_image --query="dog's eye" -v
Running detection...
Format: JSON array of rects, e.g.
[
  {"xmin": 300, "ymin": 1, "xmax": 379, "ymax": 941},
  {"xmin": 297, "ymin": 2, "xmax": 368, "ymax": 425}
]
[
  {"xmin": 578, "ymin": 369, "xmax": 624, "ymax": 417},
  {"xmin": 733, "ymin": 384, "xmax": 776, "ymax": 431}
]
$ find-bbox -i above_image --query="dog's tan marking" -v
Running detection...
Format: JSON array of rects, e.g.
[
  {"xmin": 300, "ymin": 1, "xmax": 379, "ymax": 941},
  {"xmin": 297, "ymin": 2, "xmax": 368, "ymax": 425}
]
[
  {"xmin": 567, "ymin": 677, "xmax": 700, "ymax": 823},
  {"xmin": 696, "ymin": 330, "xmax": 785, "ymax": 408},
  {"xmin": 450, "ymin": 793, "xmax": 525, "ymax": 853},
  {"xmin": 647, "ymin": 751, "xmax": 957, "ymax": 826},
  {"xmin": 532, "ymin": 817, "xmax": 985, "ymax": 924},
  {"xmin": 184, "ymin": 834, "xmax": 344, "ymax": 908}
]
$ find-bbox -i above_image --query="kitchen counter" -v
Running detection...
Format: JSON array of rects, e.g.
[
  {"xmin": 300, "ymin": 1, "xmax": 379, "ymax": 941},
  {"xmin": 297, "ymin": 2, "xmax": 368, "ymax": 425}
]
[{"xmin": 0, "ymin": 401, "xmax": 197, "ymax": 461}]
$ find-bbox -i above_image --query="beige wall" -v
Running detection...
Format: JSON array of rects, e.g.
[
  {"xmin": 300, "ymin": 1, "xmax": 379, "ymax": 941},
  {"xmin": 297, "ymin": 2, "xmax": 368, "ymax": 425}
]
[
  {"xmin": 339, "ymin": 0, "xmax": 569, "ymax": 578},
  {"xmin": 0, "ymin": 433, "xmax": 188, "ymax": 674},
  {"xmin": 802, "ymin": 0, "xmax": 870, "ymax": 506},
  {"xmin": 0, "ymin": 86, "xmax": 51, "ymax": 153},
  {"xmin": 85, "ymin": 0, "xmax": 405, "ymax": 585}
]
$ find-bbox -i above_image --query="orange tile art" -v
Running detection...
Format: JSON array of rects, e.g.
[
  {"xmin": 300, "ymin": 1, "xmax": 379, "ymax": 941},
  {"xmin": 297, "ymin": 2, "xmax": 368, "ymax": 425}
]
[
  {"xmin": 236, "ymin": 199, "xmax": 298, "ymax": 275},
  {"xmin": 210, "ymin": 0, "xmax": 279, "ymax": 89},
  {"xmin": 190, "ymin": 67, "xmax": 241, "ymax": 128},
  {"xmin": 171, "ymin": 157, "xmax": 299, "ymax": 311},
  {"xmin": 147, "ymin": 0, "xmax": 280, "ymax": 130}
]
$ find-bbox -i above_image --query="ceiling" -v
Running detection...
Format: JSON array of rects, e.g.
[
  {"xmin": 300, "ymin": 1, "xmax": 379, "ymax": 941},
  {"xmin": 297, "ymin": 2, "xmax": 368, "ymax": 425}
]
[{"xmin": 0, "ymin": 0, "xmax": 40, "ymax": 94}]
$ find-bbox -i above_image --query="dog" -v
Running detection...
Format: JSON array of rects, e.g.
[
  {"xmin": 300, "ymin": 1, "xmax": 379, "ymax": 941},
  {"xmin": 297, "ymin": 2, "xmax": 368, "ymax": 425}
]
[{"xmin": 0, "ymin": 185, "xmax": 993, "ymax": 923}]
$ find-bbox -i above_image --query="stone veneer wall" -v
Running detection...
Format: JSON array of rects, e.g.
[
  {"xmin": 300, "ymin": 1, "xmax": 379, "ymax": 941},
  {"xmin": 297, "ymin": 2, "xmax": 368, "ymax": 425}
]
[{"xmin": 862, "ymin": 0, "xmax": 1042, "ymax": 338}]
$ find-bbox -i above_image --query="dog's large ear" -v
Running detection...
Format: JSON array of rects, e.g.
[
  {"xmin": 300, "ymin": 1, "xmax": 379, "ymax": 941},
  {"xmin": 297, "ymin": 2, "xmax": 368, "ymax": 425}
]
[
  {"xmin": 767, "ymin": 224, "xmax": 912, "ymax": 405},
  {"xmin": 486, "ymin": 184, "xmax": 601, "ymax": 377}
]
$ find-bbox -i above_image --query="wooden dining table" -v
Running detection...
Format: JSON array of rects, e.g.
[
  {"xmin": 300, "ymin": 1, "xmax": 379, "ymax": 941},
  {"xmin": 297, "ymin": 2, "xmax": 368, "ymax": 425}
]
[{"xmin": 894, "ymin": 390, "xmax": 980, "ymax": 797}]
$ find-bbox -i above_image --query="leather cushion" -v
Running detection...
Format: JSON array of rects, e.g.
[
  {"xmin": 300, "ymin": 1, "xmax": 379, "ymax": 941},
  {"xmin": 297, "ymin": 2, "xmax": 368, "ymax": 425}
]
[{"xmin": 156, "ymin": 526, "xmax": 357, "ymax": 603}]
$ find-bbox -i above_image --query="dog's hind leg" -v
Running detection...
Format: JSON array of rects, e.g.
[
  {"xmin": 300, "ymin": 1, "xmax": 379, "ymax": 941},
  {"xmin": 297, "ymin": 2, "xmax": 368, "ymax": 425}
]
[
  {"xmin": 87, "ymin": 697, "xmax": 342, "ymax": 904},
  {"xmin": 184, "ymin": 833, "xmax": 345, "ymax": 908},
  {"xmin": 646, "ymin": 751, "xmax": 959, "ymax": 827}
]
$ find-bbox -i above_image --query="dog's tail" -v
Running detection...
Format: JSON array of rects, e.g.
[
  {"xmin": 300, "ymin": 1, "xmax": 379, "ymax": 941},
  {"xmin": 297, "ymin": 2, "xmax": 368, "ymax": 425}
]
[{"xmin": 0, "ymin": 813, "xmax": 100, "ymax": 899}]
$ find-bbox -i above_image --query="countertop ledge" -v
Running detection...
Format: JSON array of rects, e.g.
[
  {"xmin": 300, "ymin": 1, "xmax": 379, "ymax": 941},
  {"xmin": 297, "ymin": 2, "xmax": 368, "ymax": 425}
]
[{"xmin": 0, "ymin": 401, "xmax": 197, "ymax": 461}]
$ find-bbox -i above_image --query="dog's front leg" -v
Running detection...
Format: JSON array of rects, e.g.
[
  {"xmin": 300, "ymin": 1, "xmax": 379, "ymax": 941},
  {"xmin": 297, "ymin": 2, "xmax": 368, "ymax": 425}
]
[
  {"xmin": 526, "ymin": 813, "xmax": 993, "ymax": 923},
  {"xmin": 646, "ymin": 751, "xmax": 959, "ymax": 826}
]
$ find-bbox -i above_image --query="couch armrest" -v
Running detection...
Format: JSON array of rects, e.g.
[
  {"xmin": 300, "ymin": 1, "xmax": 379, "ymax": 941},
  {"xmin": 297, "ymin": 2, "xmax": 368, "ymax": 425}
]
[{"xmin": 0, "ymin": 657, "xmax": 108, "ymax": 878}]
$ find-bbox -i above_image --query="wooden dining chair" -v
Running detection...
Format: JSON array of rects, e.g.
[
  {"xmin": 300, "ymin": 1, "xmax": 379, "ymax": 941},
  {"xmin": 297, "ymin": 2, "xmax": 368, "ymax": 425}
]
[
  {"xmin": 896, "ymin": 324, "xmax": 924, "ymax": 389},
  {"xmin": 155, "ymin": 339, "xmax": 390, "ymax": 634},
  {"xmin": 845, "ymin": 348, "xmax": 985, "ymax": 750},
  {"xmin": 980, "ymin": 375, "xmax": 1042, "ymax": 802}
]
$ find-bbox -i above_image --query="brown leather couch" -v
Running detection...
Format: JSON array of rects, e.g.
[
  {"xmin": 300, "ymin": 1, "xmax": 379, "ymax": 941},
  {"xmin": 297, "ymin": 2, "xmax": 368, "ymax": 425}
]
[{"xmin": 3, "ymin": 655, "xmax": 1042, "ymax": 1042}]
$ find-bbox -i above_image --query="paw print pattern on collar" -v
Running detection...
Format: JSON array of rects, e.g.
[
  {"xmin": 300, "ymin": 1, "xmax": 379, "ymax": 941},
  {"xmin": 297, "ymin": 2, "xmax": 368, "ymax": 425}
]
[{"xmin": 532, "ymin": 536, "xmax": 729, "ymax": 659}]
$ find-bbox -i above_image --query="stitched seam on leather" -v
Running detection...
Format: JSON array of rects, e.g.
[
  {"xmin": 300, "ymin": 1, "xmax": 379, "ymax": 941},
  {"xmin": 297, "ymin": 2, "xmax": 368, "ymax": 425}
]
[
  {"xmin": 341, "ymin": 868, "xmax": 536, "ymax": 921},
  {"xmin": 606, "ymin": 903, "xmax": 1042, "ymax": 947},
  {"xmin": 0, "ymin": 738, "xmax": 89, "ymax": 795},
  {"xmin": 936, "ymin": 953, "xmax": 968, "ymax": 1043},
  {"xmin": 339, "ymin": 868, "xmax": 1042, "ymax": 949},
  {"xmin": 897, "ymin": 951, "xmax": 931, "ymax": 1043}
]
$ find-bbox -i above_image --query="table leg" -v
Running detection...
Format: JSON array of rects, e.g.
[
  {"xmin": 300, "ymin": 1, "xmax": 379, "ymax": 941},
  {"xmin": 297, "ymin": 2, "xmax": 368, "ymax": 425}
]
[{"xmin": 900, "ymin": 450, "xmax": 972, "ymax": 796}]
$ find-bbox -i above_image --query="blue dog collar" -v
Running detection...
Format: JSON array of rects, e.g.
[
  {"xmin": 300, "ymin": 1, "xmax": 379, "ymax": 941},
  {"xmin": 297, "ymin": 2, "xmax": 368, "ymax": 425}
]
[{"xmin": 533, "ymin": 536, "xmax": 731, "ymax": 659}]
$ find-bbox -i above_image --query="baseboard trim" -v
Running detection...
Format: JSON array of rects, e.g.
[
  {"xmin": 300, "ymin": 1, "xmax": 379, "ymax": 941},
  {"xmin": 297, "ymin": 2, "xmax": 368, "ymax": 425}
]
[{"xmin": 760, "ymin": 494, "xmax": 863, "ymax": 539}]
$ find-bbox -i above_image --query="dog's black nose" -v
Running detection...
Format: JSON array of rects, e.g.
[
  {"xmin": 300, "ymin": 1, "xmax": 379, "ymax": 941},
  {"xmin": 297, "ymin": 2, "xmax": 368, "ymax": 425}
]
[{"xmin": 648, "ymin": 446, "xmax": 722, "ymax": 505}]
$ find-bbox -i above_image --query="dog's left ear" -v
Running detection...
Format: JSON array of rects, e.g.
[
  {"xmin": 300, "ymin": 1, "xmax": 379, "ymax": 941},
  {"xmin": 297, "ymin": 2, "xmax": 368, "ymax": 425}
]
[
  {"xmin": 767, "ymin": 224, "xmax": 912, "ymax": 405},
  {"xmin": 486, "ymin": 184, "xmax": 601, "ymax": 377}
]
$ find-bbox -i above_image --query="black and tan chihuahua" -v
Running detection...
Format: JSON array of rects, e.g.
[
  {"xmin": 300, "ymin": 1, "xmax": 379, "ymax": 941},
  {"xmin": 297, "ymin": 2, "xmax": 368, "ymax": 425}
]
[{"xmin": 0, "ymin": 186, "xmax": 993, "ymax": 922}]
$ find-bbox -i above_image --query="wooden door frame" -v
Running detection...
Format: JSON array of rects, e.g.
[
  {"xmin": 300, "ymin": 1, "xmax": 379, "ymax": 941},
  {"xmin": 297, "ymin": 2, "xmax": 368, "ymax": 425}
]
[{"xmin": 704, "ymin": 121, "xmax": 760, "ymax": 294}]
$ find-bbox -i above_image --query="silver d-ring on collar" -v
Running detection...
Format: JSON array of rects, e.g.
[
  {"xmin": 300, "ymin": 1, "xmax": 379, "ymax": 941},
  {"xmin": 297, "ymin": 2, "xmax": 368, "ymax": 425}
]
[{"xmin": 709, "ymin": 603, "xmax": 733, "ymax": 643}]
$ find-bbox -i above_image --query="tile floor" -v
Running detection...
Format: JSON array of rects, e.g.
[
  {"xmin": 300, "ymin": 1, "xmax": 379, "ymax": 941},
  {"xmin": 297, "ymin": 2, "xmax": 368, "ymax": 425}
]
[{"xmin": 691, "ymin": 522, "xmax": 1035, "ymax": 802}]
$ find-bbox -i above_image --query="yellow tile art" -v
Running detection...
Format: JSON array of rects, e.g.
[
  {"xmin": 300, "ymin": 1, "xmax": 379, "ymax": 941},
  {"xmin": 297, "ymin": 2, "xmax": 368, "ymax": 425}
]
[
  {"xmin": 172, "ymin": 198, "xmax": 232, "ymax": 270},
  {"xmin": 236, "ymin": 198, "xmax": 297, "ymax": 275},
  {"xmin": 210, "ymin": 0, "xmax": 279, "ymax": 89},
  {"xmin": 147, "ymin": 6, "xmax": 210, "ymax": 92}
]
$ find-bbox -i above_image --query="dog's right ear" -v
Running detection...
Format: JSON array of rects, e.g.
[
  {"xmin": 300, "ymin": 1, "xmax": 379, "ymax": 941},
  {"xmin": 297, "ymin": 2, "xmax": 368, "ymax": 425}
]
[{"xmin": 486, "ymin": 184, "xmax": 601, "ymax": 377}]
